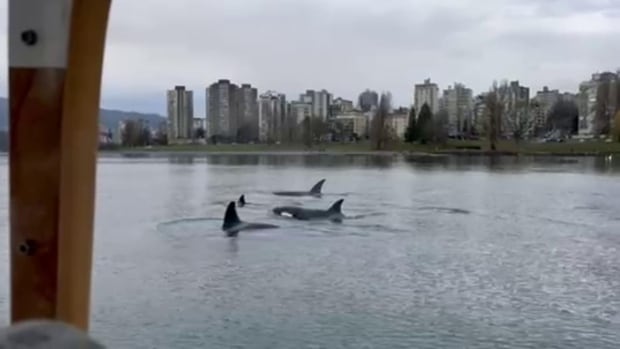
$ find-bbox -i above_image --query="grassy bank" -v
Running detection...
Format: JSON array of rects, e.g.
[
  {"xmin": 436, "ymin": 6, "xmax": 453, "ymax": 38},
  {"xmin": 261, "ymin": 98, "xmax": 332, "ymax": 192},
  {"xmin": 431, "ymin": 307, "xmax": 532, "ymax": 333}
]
[{"xmin": 101, "ymin": 139, "xmax": 620, "ymax": 156}]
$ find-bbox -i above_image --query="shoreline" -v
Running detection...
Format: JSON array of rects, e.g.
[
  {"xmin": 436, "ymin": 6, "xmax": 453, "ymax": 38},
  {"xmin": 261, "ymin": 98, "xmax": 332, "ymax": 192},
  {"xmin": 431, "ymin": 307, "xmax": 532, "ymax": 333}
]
[
  {"xmin": 95, "ymin": 149, "xmax": 619, "ymax": 158},
  {"xmin": 1, "ymin": 150, "xmax": 617, "ymax": 158}
]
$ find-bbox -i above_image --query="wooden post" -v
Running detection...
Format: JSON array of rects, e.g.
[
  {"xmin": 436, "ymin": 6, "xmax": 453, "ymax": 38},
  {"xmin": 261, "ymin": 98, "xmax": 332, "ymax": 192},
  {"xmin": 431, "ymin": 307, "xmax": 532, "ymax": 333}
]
[{"xmin": 8, "ymin": 0, "xmax": 111, "ymax": 331}]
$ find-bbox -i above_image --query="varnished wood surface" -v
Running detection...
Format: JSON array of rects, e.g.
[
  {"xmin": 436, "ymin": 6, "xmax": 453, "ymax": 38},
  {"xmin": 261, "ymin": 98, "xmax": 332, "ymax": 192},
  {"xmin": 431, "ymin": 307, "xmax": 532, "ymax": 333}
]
[
  {"xmin": 9, "ymin": 0, "xmax": 111, "ymax": 331},
  {"xmin": 56, "ymin": 0, "xmax": 111, "ymax": 331},
  {"xmin": 9, "ymin": 67, "xmax": 66, "ymax": 321}
]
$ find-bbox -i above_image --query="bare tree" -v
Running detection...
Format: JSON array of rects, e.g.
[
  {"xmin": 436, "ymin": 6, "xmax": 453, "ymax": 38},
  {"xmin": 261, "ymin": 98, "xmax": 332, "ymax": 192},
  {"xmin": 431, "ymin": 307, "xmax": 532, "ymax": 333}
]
[
  {"xmin": 503, "ymin": 100, "xmax": 535, "ymax": 144},
  {"xmin": 370, "ymin": 92, "xmax": 392, "ymax": 150},
  {"xmin": 484, "ymin": 82, "xmax": 503, "ymax": 151},
  {"xmin": 301, "ymin": 115, "xmax": 329, "ymax": 148}
]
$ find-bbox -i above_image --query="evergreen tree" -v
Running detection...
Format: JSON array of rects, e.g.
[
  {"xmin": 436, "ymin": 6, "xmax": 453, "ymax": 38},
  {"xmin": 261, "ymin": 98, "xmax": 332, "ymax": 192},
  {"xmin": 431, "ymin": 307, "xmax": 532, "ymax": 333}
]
[
  {"xmin": 613, "ymin": 110, "xmax": 620, "ymax": 142},
  {"xmin": 404, "ymin": 107, "xmax": 417, "ymax": 142},
  {"xmin": 417, "ymin": 103, "xmax": 433, "ymax": 144}
]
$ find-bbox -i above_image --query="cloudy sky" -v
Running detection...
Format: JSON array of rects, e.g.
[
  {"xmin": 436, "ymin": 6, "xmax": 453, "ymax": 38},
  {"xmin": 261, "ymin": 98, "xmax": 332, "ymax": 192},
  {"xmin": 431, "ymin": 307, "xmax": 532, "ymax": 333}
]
[{"xmin": 0, "ymin": 0, "xmax": 619, "ymax": 115}]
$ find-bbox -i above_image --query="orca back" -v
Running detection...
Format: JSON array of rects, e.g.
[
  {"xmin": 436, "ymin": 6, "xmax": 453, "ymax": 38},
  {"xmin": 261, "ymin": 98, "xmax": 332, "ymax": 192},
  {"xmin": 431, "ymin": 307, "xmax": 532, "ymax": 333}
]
[
  {"xmin": 223, "ymin": 201, "xmax": 241, "ymax": 230},
  {"xmin": 310, "ymin": 179, "xmax": 326, "ymax": 195},
  {"xmin": 328, "ymin": 199, "xmax": 344, "ymax": 213},
  {"xmin": 238, "ymin": 194, "xmax": 246, "ymax": 207}
]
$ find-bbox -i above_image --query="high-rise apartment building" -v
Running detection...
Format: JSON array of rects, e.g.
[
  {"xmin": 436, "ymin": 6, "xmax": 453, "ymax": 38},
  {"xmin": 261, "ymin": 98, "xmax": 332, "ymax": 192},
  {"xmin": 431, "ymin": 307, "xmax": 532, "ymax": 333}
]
[
  {"xmin": 258, "ymin": 91, "xmax": 287, "ymax": 142},
  {"xmin": 237, "ymin": 84, "xmax": 259, "ymax": 142},
  {"xmin": 331, "ymin": 97, "xmax": 355, "ymax": 115},
  {"xmin": 414, "ymin": 78, "xmax": 440, "ymax": 116},
  {"xmin": 442, "ymin": 83, "xmax": 473, "ymax": 135},
  {"xmin": 207, "ymin": 79, "xmax": 238, "ymax": 141},
  {"xmin": 501, "ymin": 81, "xmax": 530, "ymax": 136},
  {"xmin": 206, "ymin": 80, "xmax": 259, "ymax": 142},
  {"xmin": 299, "ymin": 89, "xmax": 332, "ymax": 120},
  {"xmin": 577, "ymin": 71, "xmax": 619, "ymax": 135},
  {"xmin": 166, "ymin": 85, "xmax": 194, "ymax": 143},
  {"xmin": 358, "ymin": 89, "xmax": 379, "ymax": 112},
  {"xmin": 532, "ymin": 86, "xmax": 560, "ymax": 130}
]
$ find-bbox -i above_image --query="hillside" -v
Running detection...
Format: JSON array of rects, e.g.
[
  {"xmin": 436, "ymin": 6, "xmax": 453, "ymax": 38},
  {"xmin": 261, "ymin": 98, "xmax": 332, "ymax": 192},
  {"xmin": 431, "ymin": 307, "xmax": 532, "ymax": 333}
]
[{"xmin": 0, "ymin": 97, "xmax": 165, "ymax": 131}]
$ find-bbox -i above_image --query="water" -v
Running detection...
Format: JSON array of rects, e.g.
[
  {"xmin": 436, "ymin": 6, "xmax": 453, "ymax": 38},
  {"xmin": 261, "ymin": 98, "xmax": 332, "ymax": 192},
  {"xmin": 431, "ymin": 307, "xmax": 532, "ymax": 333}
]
[{"xmin": 1, "ymin": 154, "xmax": 620, "ymax": 348}]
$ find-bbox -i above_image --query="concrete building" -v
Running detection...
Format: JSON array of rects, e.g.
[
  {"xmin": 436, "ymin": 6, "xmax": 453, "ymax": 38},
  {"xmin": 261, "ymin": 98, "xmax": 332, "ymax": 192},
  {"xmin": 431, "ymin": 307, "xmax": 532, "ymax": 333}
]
[
  {"xmin": 335, "ymin": 111, "xmax": 368, "ymax": 138},
  {"xmin": 112, "ymin": 120, "xmax": 125, "ymax": 144},
  {"xmin": 442, "ymin": 83, "xmax": 474, "ymax": 135},
  {"xmin": 577, "ymin": 79, "xmax": 597, "ymax": 135},
  {"xmin": 299, "ymin": 89, "xmax": 333, "ymax": 120},
  {"xmin": 501, "ymin": 81, "xmax": 530, "ymax": 137},
  {"xmin": 258, "ymin": 91, "xmax": 287, "ymax": 143},
  {"xmin": 207, "ymin": 79, "xmax": 238, "ymax": 141},
  {"xmin": 532, "ymin": 86, "xmax": 560, "ymax": 131},
  {"xmin": 577, "ymin": 72, "xmax": 619, "ymax": 136},
  {"xmin": 358, "ymin": 89, "xmax": 379, "ymax": 112},
  {"xmin": 414, "ymin": 78, "xmax": 440, "ymax": 116},
  {"xmin": 331, "ymin": 97, "xmax": 354, "ymax": 115},
  {"xmin": 99, "ymin": 124, "xmax": 112, "ymax": 146},
  {"xmin": 193, "ymin": 118, "xmax": 206, "ymax": 131},
  {"xmin": 237, "ymin": 84, "xmax": 259, "ymax": 142},
  {"xmin": 472, "ymin": 93, "xmax": 488, "ymax": 135},
  {"xmin": 289, "ymin": 101, "xmax": 312, "ymax": 125},
  {"xmin": 166, "ymin": 85, "xmax": 194, "ymax": 143},
  {"xmin": 387, "ymin": 112, "xmax": 408, "ymax": 140}
]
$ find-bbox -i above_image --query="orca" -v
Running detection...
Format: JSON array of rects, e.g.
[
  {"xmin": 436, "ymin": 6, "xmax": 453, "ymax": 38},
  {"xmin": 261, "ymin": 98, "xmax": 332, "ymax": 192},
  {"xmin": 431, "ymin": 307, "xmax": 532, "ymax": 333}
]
[
  {"xmin": 272, "ymin": 199, "xmax": 345, "ymax": 222},
  {"xmin": 238, "ymin": 194, "xmax": 246, "ymax": 207},
  {"xmin": 272, "ymin": 179, "xmax": 326, "ymax": 197},
  {"xmin": 222, "ymin": 201, "xmax": 279, "ymax": 237}
]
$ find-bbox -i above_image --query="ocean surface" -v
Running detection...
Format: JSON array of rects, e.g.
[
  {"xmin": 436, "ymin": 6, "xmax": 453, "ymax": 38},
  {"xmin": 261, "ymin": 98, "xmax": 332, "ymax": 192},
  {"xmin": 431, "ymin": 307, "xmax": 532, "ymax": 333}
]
[{"xmin": 0, "ymin": 154, "xmax": 619, "ymax": 348}]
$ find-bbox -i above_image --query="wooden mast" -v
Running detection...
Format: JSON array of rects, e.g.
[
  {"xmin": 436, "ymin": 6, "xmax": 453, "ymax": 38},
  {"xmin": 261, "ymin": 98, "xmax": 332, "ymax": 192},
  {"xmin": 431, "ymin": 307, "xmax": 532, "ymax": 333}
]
[{"xmin": 8, "ymin": 0, "xmax": 111, "ymax": 331}]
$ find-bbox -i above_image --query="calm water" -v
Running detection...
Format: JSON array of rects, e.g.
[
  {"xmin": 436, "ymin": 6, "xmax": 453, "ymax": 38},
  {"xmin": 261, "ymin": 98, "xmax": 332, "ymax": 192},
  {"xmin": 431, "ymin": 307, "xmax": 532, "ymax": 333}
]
[{"xmin": 1, "ymin": 154, "xmax": 620, "ymax": 348}]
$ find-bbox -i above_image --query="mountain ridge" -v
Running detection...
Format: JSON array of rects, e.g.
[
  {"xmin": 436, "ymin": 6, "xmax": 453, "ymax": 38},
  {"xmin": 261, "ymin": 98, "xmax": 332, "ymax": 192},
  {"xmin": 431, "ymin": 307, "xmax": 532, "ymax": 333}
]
[{"xmin": 0, "ymin": 97, "xmax": 165, "ymax": 131}]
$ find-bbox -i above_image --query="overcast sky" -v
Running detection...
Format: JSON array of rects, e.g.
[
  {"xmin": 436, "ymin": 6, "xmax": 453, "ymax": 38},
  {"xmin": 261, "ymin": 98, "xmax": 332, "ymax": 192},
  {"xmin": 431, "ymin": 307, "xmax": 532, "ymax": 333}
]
[{"xmin": 1, "ymin": 0, "xmax": 619, "ymax": 115}]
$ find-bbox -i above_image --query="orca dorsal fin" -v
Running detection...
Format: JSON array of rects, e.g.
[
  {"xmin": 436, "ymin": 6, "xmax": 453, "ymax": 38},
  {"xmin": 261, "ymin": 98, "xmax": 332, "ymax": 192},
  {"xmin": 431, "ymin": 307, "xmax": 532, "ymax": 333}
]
[
  {"xmin": 328, "ymin": 199, "xmax": 344, "ymax": 213},
  {"xmin": 223, "ymin": 201, "xmax": 241, "ymax": 229},
  {"xmin": 238, "ymin": 194, "xmax": 246, "ymax": 206},
  {"xmin": 310, "ymin": 179, "xmax": 326, "ymax": 194}
]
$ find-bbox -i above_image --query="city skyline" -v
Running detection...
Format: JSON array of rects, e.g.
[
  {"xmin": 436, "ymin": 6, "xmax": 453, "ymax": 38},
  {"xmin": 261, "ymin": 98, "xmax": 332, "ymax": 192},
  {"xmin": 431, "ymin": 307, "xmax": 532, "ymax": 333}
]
[
  {"xmin": 162, "ymin": 69, "xmax": 618, "ymax": 143},
  {"xmin": 0, "ymin": 0, "xmax": 618, "ymax": 114}
]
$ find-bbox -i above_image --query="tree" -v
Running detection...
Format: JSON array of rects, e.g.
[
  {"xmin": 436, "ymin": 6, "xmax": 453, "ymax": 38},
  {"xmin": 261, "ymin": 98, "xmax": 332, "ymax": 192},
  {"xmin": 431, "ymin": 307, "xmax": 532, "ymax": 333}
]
[
  {"xmin": 594, "ymin": 79, "xmax": 612, "ymax": 135},
  {"xmin": 404, "ymin": 107, "xmax": 417, "ymax": 142},
  {"xmin": 484, "ymin": 83, "xmax": 503, "ymax": 151},
  {"xmin": 503, "ymin": 100, "xmax": 535, "ymax": 144},
  {"xmin": 140, "ymin": 126, "xmax": 152, "ymax": 146},
  {"xmin": 311, "ymin": 117, "xmax": 329, "ymax": 142},
  {"xmin": 432, "ymin": 109, "xmax": 449, "ymax": 145},
  {"xmin": 613, "ymin": 110, "xmax": 620, "ymax": 142},
  {"xmin": 283, "ymin": 115, "xmax": 299, "ymax": 143},
  {"xmin": 121, "ymin": 120, "xmax": 142, "ymax": 147},
  {"xmin": 153, "ymin": 129, "xmax": 168, "ymax": 146},
  {"xmin": 301, "ymin": 116, "xmax": 329, "ymax": 147},
  {"xmin": 302, "ymin": 116, "xmax": 314, "ymax": 147},
  {"xmin": 370, "ymin": 92, "xmax": 392, "ymax": 150},
  {"xmin": 121, "ymin": 119, "xmax": 152, "ymax": 147},
  {"xmin": 547, "ymin": 99, "xmax": 579, "ymax": 135},
  {"xmin": 194, "ymin": 127, "xmax": 206, "ymax": 139},
  {"xmin": 328, "ymin": 119, "xmax": 346, "ymax": 142},
  {"xmin": 417, "ymin": 103, "xmax": 433, "ymax": 144},
  {"xmin": 0, "ymin": 130, "xmax": 8, "ymax": 152},
  {"xmin": 235, "ymin": 124, "xmax": 254, "ymax": 143}
]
